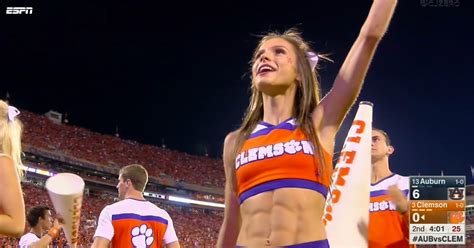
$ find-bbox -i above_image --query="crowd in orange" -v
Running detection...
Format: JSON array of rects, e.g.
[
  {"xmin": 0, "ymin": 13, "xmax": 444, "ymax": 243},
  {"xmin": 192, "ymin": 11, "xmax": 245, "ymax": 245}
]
[
  {"xmin": 0, "ymin": 183, "xmax": 222, "ymax": 247},
  {"xmin": 20, "ymin": 111, "xmax": 225, "ymax": 188},
  {"xmin": 0, "ymin": 111, "xmax": 224, "ymax": 247}
]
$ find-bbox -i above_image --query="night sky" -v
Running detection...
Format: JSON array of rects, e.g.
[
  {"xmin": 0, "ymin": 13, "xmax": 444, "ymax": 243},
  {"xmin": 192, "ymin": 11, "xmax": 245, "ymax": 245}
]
[{"xmin": 2, "ymin": 1, "xmax": 473, "ymax": 182}]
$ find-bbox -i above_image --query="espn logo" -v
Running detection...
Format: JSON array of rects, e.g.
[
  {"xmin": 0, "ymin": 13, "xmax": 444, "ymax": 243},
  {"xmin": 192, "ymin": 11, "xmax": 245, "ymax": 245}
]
[{"xmin": 6, "ymin": 7, "xmax": 33, "ymax": 15}]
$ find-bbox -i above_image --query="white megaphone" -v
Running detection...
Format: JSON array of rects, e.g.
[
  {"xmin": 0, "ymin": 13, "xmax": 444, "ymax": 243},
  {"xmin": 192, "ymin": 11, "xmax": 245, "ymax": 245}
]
[
  {"xmin": 324, "ymin": 101, "xmax": 373, "ymax": 248},
  {"xmin": 45, "ymin": 173, "xmax": 84, "ymax": 247}
]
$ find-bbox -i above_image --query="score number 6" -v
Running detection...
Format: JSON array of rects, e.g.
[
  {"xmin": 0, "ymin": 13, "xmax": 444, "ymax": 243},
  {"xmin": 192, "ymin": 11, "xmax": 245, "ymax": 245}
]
[{"xmin": 412, "ymin": 189, "xmax": 420, "ymax": 199}]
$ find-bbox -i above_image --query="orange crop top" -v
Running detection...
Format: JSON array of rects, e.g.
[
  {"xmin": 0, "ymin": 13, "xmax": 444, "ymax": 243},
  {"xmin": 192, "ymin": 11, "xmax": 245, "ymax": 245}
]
[{"xmin": 235, "ymin": 117, "xmax": 332, "ymax": 204}]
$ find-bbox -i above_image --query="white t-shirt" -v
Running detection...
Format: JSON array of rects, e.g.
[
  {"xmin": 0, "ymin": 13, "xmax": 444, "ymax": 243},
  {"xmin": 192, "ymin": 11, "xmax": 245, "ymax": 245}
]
[
  {"xmin": 18, "ymin": 233, "xmax": 40, "ymax": 248},
  {"xmin": 94, "ymin": 198, "xmax": 178, "ymax": 247}
]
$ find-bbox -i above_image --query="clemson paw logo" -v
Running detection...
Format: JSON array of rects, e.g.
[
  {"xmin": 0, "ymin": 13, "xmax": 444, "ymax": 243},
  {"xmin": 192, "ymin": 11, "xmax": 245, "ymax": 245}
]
[
  {"xmin": 449, "ymin": 211, "xmax": 465, "ymax": 224},
  {"xmin": 131, "ymin": 224, "xmax": 154, "ymax": 248}
]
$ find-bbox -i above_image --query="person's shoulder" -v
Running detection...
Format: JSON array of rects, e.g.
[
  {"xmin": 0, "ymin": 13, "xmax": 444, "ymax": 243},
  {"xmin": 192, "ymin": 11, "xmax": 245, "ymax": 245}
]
[
  {"xmin": 148, "ymin": 202, "xmax": 170, "ymax": 215},
  {"xmin": 142, "ymin": 202, "xmax": 174, "ymax": 222},
  {"xmin": 222, "ymin": 130, "xmax": 240, "ymax": 164},
  {"xmin": 394, "ymin": 174, "xmax": 409, "ymax": 189},
  {"xmin": 224, "ymin": 130, "xmax": 240, "ymax": 147},
  {"xmin": 0, "ymin": 154, "xmax": 17, "ymax": 180},
  {"xmin": 158, "ymin": 207, "xmax": 172, "ymax": 218},
  {"xmin": 99, "ymin": 199, "xmax": 138, "ymax": 217},
  {"xmin": 19, "ymin": 232, "xmax": 28, "ymax": 241},
  {"xmin": 19, "ymin": 232, "xmax": 39, "ymax": 244},
  {"xmin": 132, "ymin": 199, "xmax": 167, "ymax": 213},
  {"xmin": 0, "ymin": 154, "xmax": 13, "ymax": 164},
  {"xmin": 394, "ymin": 174, "xmax": 409, "ymax": 181},
  {"xmin": 99, "ymin": 201, "xmax": 117, "ymax": 213},
  {"xmin": 107, "ymin": 198, "xmax": 137, "ymax": 210}
]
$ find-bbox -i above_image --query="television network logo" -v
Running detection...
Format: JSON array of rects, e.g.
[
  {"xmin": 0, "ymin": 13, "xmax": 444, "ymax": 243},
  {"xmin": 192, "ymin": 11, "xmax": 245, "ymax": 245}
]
[{"xmin": 6, "ymin": 7, "xmax": 33, "ymax": 15}]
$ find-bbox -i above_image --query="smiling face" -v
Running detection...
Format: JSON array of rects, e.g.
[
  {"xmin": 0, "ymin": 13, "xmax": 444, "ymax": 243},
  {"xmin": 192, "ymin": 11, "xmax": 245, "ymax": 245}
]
[{"xmin": 251, "ymin": 38, "xmax": 300, "ymax": 95}]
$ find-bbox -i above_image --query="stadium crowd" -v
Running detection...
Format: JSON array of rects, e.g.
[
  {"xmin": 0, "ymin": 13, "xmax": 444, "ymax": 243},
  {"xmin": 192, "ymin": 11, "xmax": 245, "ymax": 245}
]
[
  {"xmin": 0, "ymin": 182, "xmax": 223, "ymax": 247},
  {"xmin": 20, "ymin": 111, "xmax": 225, "ymax": 188}
]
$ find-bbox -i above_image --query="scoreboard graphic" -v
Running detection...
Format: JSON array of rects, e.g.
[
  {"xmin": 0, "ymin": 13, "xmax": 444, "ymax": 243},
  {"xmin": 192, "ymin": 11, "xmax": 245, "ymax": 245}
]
[{"xmin": 409, "ymin": 176, "xmax": 466, "ymax": 245}]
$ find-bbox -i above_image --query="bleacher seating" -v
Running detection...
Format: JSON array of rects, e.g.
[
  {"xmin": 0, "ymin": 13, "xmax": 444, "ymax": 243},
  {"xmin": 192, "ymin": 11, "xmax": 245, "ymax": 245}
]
[
  {"xmin": 0, "ymin": 182, "xmax": 222, "ymax": 247},
  {"xmin": 20, "ymin": 111, "xmax": 225, "ymax": 188}
]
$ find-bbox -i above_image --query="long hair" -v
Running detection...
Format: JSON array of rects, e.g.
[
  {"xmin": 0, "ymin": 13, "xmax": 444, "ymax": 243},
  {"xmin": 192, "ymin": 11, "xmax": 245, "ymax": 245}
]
[
  {"xmin": 233, "ymin": 28, "xmax": 331, "ymax": 185},
  {"xmin": 0, "ymin": 100, "xmax": 24, "ymax": 178}
]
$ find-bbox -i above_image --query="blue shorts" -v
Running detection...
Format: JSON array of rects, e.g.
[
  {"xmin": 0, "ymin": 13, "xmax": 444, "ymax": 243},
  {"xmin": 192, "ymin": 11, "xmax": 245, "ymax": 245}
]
[{"xmin": 237, "ymin": 239, "xmax": 330, "ymax": 248}]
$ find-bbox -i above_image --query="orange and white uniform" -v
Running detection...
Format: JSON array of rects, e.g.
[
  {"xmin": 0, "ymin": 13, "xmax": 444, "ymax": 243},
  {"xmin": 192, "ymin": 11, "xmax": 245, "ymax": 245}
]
[
  {"xmin": 369, "ymin": 174, "xmax": 411, "ymax": 248},
  {"xmin": 94, "ymin": 198, "xmax": 178, "ymax": 248},
  {"xmin": 236, "ymin": 118, "xmax": 332, "ymax": 204}
]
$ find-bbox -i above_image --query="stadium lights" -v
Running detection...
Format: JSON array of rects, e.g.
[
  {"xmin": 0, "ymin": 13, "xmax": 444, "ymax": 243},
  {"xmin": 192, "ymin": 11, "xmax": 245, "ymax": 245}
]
[
  {"xmin": 21, "ymin": 164, "xmax": 55, "ymax": 177},
  {"xmin": 168, "ymin": 195, "xmax": 225, "ymax": 208},
  {"xmin": 144, "ymin": 191, "xmax": 166, "ymax": 199}
]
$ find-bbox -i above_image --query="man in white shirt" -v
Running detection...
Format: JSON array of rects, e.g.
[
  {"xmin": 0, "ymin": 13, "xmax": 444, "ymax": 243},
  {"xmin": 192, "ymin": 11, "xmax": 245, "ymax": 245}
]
[
  {"xmin": 369, "ymin": 128, "xmax": 411, "ymax": 247},
  {"xmin": 19, "ymin": 205, "xmax": 62, "ymax": 248},
  {"xmin": 92, "ymin": 164, "xmax": 180, "ymax": 248}
]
